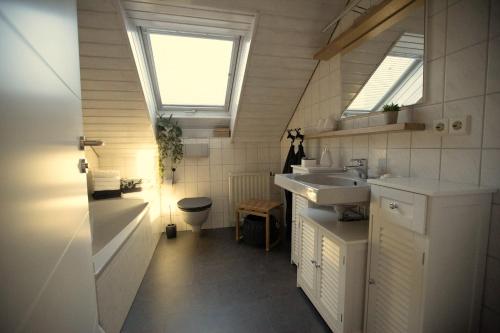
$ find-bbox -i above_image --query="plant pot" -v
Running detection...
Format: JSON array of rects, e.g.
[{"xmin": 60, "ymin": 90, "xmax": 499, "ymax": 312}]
[{"xmin": 383, "ymin": 111, "xmax": 398, "ymax": 125}]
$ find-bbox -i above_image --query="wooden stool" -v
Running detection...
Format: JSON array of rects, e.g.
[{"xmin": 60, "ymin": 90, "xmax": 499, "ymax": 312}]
[{"xmin": 236, "ymin": 199, "xmax": 283, "ymax": 252}]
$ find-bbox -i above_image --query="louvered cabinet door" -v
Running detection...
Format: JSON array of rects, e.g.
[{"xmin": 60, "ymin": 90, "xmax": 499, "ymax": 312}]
[
  {"xmin": 366, "ymin": 217, "xmax": 425, "ymax": 333},
  {"xmin": 291, "ymin": 218, "xmax": 302, "ymax": 265},
  {"xmin": 317, "ymin": 231, "xmax": 344, "ymax": 331},
  {"xmin": 298, "ymin": 217, "xmax": 317, "ymax": 296},
  {"xmin": 292, "ymin": 195, "xmax": 308, "ymax": 264}
]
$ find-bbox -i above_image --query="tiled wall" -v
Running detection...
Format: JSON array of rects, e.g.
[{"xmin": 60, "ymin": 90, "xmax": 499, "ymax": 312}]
[
  {"xmin": 282, "ymin": 0, "xmax": 500, "ymax": 330},
  {"xmin": 162, "ymin": 137, "xmax": 282, "ymax": 231},
  {"xmin": 86, "ymin": 149, "xmax": 163, "ymax": 231}
]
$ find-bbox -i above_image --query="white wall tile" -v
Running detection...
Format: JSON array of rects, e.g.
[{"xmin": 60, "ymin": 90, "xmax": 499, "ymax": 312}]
[
  {"xmin": 445, "ymin": 42, "xmax": 487, "ymax": 101},
  {"xmin": 369, "ymin": 133, "xmax": 388, "ymax": 149},
  {"xmin": 428, "ymin": 10, "xmax": 447, "ymax": 60},
  {"xmin": 483, "ymin": 93, "xmax": 500, "ymax": 148},
  {"xmin": 411, "ymin": 104, "xmax": 443, "ymax": 148},
  {"xmin": 486, "ymin": 37, "xmax": 500, "ymax": 94},
  {"xmin": 410, "ymin": 149, "xmax": 441, "ymax": 179},
  {"xmin": 222, "ymin": 148, "xmax": 233, "ymax": 165},
  {"xmin": 185, "ymin": 165, "xmax": 196, "ymax": 182},
  {"xmin": 443, "ymin": 96, "xmax": 484, "ymax": 148},
  {"xmin": 197, "ymin": 165, "xmax": 209, "ymax": 182},
  {"xmin": 388, "ymin": 132, "xmax": 411, "ymax": 148},
  {"xmin": 353, "ymin": 135, "xmax": 369, "ymax": 148},
  {"xmin": 489, "ymin": 205, "xmax": 500, "ymax": 260},
  {"xmin": 387, "ymin": 149, "xmax": 411, "ymax": 177},
  {"xmin": 425, "ymin": 57, "xmax": 445, "ymax": 104},
  {"xmin": 480, "ymin": 149, "xmax": 500, "ymax": 204},
  {"xmin": 209, "ymin": 137, "xmax": 221, "ymax": 149},
  {"xmin": 197, "ymin": 182, "xmax": 210, "ymax": 197},
  {"xmin": 428, "ymin": 0, "xmax": 447, "ymax": 16},
  {"xmin": 368, "ymin": 148, "xmax": 387, "ymax": 177},
  {"xmin": 446, "ymin": 0, "xmax": 489, "ymax": 54},
  {"xmin": 440, "ymin": 149, "xmax": 480, "ymax": 184}
]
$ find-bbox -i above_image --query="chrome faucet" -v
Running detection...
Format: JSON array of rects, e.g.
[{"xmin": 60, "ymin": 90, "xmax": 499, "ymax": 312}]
[{"xmin": 344, "ymin": 158, "xmax": 368, "ymax": 179}]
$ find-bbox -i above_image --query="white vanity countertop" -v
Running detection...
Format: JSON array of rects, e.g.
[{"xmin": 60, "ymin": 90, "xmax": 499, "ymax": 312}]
[
  {"xmin": 368, "ymin": 177, "xmax": 497, "ymax": 196},
  {"xmin": 300, "ymin": 208, "xmax": 368, "ymax": 244}
]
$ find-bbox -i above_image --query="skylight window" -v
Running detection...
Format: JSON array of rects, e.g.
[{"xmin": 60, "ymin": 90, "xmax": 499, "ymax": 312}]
[{"xmin": 144, "ymin": 31, "xmax": 239, "ymax": 111}]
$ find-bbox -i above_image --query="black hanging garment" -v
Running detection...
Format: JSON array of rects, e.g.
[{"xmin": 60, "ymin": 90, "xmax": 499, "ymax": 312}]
[
  {"xmin": 296, "ymin": 140, "xmax": 306, "ymax": 164},
  {"xmin": 282, "ymin": 130, "xmax": 302, "ymax": 243}
]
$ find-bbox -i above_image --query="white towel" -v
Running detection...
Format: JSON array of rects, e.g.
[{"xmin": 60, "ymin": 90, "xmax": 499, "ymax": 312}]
[
  {"xmin": 92, "ymin": 169, "xmax": 120, "ymax": 178},
  {"xmin": 93, "ymin": 179, "xmax": 120, "ymax": 186},
  {"xmin": 93, "ymin": 184, "xmax": 120, "ymax": 191}
]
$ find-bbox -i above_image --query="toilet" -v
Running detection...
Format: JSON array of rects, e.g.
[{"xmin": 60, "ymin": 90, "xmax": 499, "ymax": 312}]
[{"xmin": 177, "ymin": 197, "xmax": 212, "ymax": 232}]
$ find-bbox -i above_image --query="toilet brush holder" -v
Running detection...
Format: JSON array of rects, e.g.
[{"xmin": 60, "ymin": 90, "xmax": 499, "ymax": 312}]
[{"xmin": 166, "ymin": 224, "xmax": 177, "ymax": 239}]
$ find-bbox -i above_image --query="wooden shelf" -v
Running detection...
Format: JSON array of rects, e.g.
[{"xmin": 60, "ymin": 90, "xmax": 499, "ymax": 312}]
[
  {"xmin": 314, "ymin": 0, "xmax": 424, "ymax": 60},
  {"xmin": 305, "ymin": 122, "xmax": 425, "ymax": 139}
]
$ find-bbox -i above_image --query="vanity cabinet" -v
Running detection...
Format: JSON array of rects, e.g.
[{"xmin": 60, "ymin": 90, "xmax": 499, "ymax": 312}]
[
  {"xmin": 290, "ymin": 165, "xmax": 340, "ymax": 265},
  {"xmin": 297, "ymin": 208, "xmax": 368, "ymax": 333},
  {"xmin": 365, "ymin": 180, "xmax": 494, "ymax": 333}
]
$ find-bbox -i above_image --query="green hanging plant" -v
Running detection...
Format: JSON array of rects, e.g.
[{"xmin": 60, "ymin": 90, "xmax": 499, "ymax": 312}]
[{"xmin": 157, "ymin": 115, "xmax": 183, "ymax": 182}]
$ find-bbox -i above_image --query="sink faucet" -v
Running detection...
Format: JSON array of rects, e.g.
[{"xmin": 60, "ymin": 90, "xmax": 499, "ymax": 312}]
[{"xmin": 344, "ymin": 158, "xmax": 368, "ymax": 179}]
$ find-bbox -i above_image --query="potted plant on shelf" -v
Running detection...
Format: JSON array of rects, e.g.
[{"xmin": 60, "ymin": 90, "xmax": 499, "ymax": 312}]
[
  {"xmin": 157, "ymin": 115, "xmax": 183, "ymax": 184},
  {"xmin": 382, "ymin": 103, "xmax": 401, "ymax": 124}
]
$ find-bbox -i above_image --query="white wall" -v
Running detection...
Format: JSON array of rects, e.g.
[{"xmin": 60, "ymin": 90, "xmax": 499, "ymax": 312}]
[
  {"xmin": 162, "ymin": 137, "xmax": 282, "ymax": 231},
  {"xmin": 282, "ymin": 0, "xmax": 500, "ymax": 330}
]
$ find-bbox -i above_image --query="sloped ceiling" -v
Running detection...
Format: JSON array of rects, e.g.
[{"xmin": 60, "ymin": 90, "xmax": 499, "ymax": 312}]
[
  {"xmin": 77, "ymin": 0, "xmax": 157, "ymax": 156},
  {"xmin": 123, "ymin": 0, "xmax": 344, "ymax": 143},
  {"xmin": 78, "ymin": 0, "xmax": 345, "ymax": 148}
]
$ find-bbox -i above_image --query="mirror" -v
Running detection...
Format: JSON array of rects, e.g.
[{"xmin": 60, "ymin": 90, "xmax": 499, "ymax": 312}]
[{"xmin": 341, "ymin": 4, "xmax": 425, "ymax": 118}]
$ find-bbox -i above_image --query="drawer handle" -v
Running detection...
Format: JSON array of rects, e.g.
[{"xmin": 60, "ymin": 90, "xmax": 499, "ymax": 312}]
[
  {"xmin": 389, "ymin": 202, "xmax": 398, "ymax": 209},
  {"xmin": 311, "ymin": 259, "xmax": 316, "ymax": 265},
  {"xmin": 315, "ymin": 263, "xmax": 321, "ymax": 268},
  {"xmin": 368, "ymin": 278, "xmax": 376, "ymax": 285}
]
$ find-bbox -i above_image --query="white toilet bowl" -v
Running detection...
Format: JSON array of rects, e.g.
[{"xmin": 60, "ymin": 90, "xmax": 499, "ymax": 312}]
[{"xmin": 177, "ymin": 197, "xmax": 212, "ymax": 232}]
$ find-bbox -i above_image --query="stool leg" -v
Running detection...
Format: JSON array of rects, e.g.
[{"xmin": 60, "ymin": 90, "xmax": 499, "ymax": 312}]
[
  {"xmin": 235, "ymin": 210, "xmax": 240, "ymax": 241},
  {"xmin": 265, "ymin": 213, "xmax": 270, "ymax": 252}
]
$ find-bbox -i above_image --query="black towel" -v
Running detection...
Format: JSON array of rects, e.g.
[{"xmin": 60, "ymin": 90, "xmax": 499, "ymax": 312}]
[{"xmin": 92, "ymin": 190, "xmax": 121, "ymax": 200}]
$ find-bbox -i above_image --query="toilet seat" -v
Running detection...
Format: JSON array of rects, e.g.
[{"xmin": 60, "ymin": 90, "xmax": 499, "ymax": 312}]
[{"xmin": 177, "ymin": 197, "xmax": 212, "ymax": 212}]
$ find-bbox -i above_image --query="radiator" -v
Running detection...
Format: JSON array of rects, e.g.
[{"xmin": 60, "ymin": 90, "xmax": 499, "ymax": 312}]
[{"xmin": 228, "ymin": 172, "xmax": 271, "ymax": 222}]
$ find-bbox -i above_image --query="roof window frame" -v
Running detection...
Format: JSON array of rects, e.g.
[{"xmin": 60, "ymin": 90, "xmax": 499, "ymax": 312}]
[{"xmin": 141, "ymin": 27, "xmax": 241, "ymax": 113}]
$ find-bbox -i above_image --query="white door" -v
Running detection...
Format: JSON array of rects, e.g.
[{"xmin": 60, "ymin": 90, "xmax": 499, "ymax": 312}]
[
  {"xmin": 366, "ymin": 216, "xmax": 425, "ymax": 333},
  {"xmin": 298, "ymin": 217, "xmax": 318, "ymax": 296},
  {"xmin": 0, "ymin": 1, "xmax": 98, "ymax": 332},
  {"xmin": 317, "ymin": 231, "xmax": 344, "ymax": 331}
]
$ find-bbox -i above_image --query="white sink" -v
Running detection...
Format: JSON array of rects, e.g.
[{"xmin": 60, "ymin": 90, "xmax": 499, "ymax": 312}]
[{"xmin": 274, "ymin": 172, "xmax": 370, "ymax": 205}]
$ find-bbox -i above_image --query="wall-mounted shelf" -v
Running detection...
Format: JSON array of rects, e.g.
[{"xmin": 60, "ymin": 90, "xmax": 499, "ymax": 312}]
[
  {"xmin": 314, "ymin": 0, "xmax": 424, "ymax": 60},
  {"xmin": 305, "ymin": 122, "xmax": 425, "ymax": 139}
]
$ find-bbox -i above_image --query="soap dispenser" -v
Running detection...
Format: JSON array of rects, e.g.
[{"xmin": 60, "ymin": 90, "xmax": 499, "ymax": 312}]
[{"xmin": 319, "ymin": 146, "xmax": 331, "ymax": 167}]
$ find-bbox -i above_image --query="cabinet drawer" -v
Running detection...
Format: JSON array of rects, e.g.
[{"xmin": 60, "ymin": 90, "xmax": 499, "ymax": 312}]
[{"xmin": 373, "ymin": 186, "xmax": 427, "ymax": 235}]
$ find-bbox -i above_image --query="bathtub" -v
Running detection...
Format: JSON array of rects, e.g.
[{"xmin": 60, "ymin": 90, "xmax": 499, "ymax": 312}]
[
  {"xmin": 90, "ymin": 198, "xmax": 150, "ymax": 275},
  {"xmin": 90, "ymin": 197, "xmax": 161, "ymax": 333}
]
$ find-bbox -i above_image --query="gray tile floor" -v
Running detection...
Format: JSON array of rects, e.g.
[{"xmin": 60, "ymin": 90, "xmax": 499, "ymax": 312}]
[{"xmin": 121, "ymin": 228, "xmax": 332, "ymax": 333}]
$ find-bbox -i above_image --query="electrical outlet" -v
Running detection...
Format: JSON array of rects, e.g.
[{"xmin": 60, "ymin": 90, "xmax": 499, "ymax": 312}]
[
  {"xmin": 449, "ymin": 116, "xmax": 470, "ymax": 135},
  {"xmin": 433, "ymin": 118, "xmax": 449, "ymax": 135}
]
